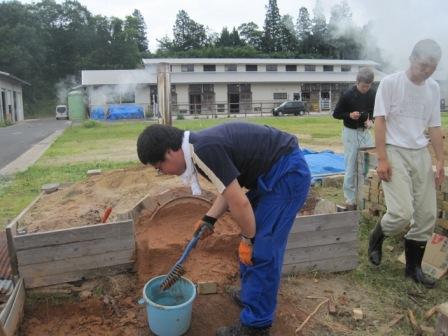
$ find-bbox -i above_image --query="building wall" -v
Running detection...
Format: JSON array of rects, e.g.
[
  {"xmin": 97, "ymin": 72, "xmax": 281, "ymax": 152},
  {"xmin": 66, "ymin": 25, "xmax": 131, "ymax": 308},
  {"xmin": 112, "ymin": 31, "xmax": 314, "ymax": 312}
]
[{"xmin": 0, "ymin": 77, "xmax": 24, "ymax": 122}]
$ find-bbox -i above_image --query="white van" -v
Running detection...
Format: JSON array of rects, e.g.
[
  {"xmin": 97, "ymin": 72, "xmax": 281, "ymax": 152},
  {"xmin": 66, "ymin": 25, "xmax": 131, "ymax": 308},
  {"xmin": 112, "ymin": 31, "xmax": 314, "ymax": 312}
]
[{"xmin": 55, "ymin": 105, "xmax": 68, "ymax": 120}]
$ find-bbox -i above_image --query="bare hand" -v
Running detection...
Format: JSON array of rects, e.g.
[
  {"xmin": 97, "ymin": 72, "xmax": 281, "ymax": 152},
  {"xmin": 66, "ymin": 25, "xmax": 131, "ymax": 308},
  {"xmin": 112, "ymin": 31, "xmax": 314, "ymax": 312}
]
[
  {"xmin": 364, "ymin": 119, "xmax": 373, "ymax": 129},
  {"xmin": 435, "ymin": 160, "xmax": 445, "ymax": 187},
  {"xmin": 350, "ymin": 111, "xmax": 361, "ymax": 120},
  {"xmin": 376, "ymin": 159, "xmax": 392, "ymax": 182}
]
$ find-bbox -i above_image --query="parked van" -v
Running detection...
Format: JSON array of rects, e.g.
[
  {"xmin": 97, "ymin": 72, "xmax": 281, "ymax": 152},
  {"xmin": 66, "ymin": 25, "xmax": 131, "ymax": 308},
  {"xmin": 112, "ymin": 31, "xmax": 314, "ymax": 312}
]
[{"xmin": 55, "ymin": 105, "xmax": 68, "ymax": 120}]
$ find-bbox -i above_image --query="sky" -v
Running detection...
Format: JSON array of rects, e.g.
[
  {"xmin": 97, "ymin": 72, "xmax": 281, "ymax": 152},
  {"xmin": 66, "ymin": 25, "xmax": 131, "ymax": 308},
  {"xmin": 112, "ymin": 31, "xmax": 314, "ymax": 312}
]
[{"xmin": 18, "ymin": 0, "xmax": 448, "ymax": 71}]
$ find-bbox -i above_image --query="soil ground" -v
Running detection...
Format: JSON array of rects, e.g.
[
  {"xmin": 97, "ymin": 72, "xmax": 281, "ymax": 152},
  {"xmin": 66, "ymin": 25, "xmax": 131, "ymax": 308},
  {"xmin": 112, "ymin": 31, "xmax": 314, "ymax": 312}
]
[{"xmin": 17, "ymin": 165, "xmax": 379, "ymax": 336}]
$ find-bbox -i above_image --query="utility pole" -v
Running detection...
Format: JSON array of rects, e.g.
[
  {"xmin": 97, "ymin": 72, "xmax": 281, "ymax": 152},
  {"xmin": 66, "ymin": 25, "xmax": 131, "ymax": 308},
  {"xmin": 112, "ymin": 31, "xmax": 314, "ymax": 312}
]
[{"xmin": 157, "ymin": 63, "xmax": 172, "ymax": 125}]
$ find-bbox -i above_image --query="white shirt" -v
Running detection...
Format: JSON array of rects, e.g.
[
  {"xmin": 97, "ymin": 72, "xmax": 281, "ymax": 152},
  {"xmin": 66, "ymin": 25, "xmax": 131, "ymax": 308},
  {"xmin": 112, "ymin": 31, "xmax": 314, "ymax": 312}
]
[{"xmin": 373, "ymin": 71, "xmax": 441, "ymax": 149}]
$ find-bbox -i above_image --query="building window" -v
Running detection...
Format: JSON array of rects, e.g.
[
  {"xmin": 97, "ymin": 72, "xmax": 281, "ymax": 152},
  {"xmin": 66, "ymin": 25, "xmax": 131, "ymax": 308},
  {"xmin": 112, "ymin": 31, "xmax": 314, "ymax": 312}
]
[
  {"xmin": 246, "ymin": 64, "xmax": 258, "ymax": 72},
  {"xmin": 273, "ymin": 92, "xmax": 287, "ymax": 100},
  {"xmin": 301, "ymin": 92, "xmax": 310, "ymax": 101},
  {"xmin": 203, "ymin": 64, "xmax": 216, "ymax": 72},
  {"xmin": 323, "ymin": 65, "xmax": 334, "ymax": 72},
  {"xmin": 286, "ymin": 65, "xmax": 297, "ymax": 71},
  {"xmin": 181, "ymin": 64, "xmax": 194, "ymax": 72},
  {"xmin": 305, "ymin": 65, "xmax": 316, "ymax": 72},
  {"xmin": 341, "ymin": 65, "xmax": 351, "ymax": 72},
  {"xmin": 225, "ymin": 64, "xmax": 237, "ymax": 72},
  {"xmin": 266, "ymin": 64, "xmax": 278, "ymax": 72}
]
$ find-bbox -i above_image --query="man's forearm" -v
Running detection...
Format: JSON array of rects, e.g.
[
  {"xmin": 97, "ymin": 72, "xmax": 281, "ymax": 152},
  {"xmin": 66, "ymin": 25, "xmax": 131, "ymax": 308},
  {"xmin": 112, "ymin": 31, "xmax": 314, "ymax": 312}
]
[
  {"xmin": 206, "ymin": 194, "xmax": 229, "ymax": 219},
  {"xmin": 374, "ymin": 117, "xmax": 388, "ymax": 160},
  {"xmin": 429, "ymin": 127, "xmax": 444, "ymax": 164}
]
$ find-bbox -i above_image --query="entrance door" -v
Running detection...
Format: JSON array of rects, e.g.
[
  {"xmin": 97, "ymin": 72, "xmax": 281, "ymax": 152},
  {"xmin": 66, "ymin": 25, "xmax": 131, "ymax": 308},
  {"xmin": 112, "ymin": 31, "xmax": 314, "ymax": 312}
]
[
  {"xmin": 189, "ymin": 94, "xmax": 201, "ymax": 114},
  {"xmin": 228, "ymin": 93, "xmax": 239, "ymax": 113}
]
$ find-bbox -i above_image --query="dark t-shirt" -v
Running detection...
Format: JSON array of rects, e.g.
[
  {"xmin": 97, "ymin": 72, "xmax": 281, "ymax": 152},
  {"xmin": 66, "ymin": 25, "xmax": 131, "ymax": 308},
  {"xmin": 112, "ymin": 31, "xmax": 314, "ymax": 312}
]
[
  {"xmin": 189, "ymin": 122, "xmax": 298, "ymax": 192},
  {"xmin": 332, "ymin": 86, "xmax": 376, "ymax": 129}
]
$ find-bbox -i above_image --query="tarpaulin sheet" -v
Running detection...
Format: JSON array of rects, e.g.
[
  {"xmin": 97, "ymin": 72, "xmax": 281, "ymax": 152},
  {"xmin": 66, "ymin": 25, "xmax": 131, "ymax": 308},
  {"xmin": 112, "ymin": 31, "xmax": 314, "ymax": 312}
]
[
  {"xmin": 302, "ymin": 148, "xmax": 345, "ymax": 184},
  {"xmin": 90, "ymin": 106, "xmax": 105, "ymax": 120},
  {"xmin": 107, "ymin": 104, "xmax": 144, "ymax": 120}
]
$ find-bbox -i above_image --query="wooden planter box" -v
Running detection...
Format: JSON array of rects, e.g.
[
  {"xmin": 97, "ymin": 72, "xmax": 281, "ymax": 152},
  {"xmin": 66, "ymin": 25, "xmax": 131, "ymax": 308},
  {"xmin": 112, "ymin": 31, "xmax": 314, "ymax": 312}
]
[
  {"xmin": 283, "ymin": 211, "xmax": 359, "ymax": 274},
  {"xmin": 6, "ymin": 193, "xmax": 134, "ymax": 289}
]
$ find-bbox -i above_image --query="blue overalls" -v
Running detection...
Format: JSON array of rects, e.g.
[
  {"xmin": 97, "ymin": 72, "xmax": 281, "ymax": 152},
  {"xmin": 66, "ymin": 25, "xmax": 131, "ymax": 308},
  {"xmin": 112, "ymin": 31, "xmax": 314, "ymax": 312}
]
[{"xmin": 240, "ymin": 147, "xmax": 311, "ymax": 328}]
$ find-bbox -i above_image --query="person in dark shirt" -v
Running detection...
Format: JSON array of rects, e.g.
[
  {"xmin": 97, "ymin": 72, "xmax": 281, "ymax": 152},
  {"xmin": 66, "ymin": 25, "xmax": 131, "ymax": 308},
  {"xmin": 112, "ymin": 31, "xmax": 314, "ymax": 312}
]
[
  {"xmin": 137, "ymin": 122, "xmax": 311, "ymax": 336},
  {"xmin": 333, "ymin": 67, "xmax": 376, "ymax": 209}
]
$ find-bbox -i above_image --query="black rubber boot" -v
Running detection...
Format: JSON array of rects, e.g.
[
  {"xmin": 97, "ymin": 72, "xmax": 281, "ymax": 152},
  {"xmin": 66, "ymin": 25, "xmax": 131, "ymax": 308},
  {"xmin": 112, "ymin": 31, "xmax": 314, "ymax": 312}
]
[
  {"xmin": 404, "ymin": 239, "xmax": 436, "ymax": 289},
  {"xmin": 368, "ymin": 220, "xmax": 386, "ymax": 266},
  {"xmin": 216, "ymin": 323, "xmax": 270, "ymax": 336}
]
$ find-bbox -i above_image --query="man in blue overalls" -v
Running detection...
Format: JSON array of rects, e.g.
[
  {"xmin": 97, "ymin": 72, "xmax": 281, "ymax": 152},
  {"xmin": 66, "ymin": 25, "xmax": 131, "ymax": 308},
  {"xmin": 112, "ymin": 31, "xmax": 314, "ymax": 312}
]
[{"xmin": 137, "ymin": 122, "xmax": 311, "ymax": 335}]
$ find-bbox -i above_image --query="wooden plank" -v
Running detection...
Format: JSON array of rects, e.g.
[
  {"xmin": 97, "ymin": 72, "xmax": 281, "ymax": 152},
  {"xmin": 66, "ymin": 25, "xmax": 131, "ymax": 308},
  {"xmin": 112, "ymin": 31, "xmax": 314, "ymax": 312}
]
[
  {"xmin": 291, "ymin": 211, "xmax": 358, "ymax": 234},
  {"xmin": 24, "ymin": 263, "xmax": 134, "ymax": 289},
  {"xmin": 17, "ymin": 236, "xmax": 135, "ymax": 266},
  {"xmin": 0, "ymin": 278, "xmax": 22, "ymax": 326},
  {"xmin": 19, "ymin": 248, "xmax": 134, "ymax": 279},
  {"xmin": 286, "ymin": 226, "xmax": 357, "ymax": 249},
  {"xmin": 5, "ymin": 222, "xmax": 18, "ymax": 276},
  {"xmin": 282, "ymin": 255, "xmax": 358, "ymax": 274},
  {"xmin": 283, "ymin": 241, "xmax": 357, "ymax": 265},
  {"xmin": 14, "ymin": 220, "xmax": 133, "ymax": 250},
  {"xmin": 3, "ymin": 278, "xmax": 24, "ymax": 336}
]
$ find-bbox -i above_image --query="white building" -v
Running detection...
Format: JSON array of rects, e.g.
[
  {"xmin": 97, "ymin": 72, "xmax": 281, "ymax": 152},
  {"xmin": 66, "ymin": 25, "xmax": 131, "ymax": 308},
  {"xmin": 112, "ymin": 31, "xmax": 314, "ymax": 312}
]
[
  {"xmin": 0, "ymin": 71, "xmax": 29, "ymax": 123},
  {"xmin": 82, "ymin": 58, "xmax": 387, "ymax": 116}
]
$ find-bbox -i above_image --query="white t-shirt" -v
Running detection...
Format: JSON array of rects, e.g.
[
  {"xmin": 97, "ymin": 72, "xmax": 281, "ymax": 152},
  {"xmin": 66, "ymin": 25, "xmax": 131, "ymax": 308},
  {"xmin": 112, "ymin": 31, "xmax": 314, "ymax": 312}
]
[{"xmin": 373, "ymin": 71, "xmax": 441, "ymax": 149}]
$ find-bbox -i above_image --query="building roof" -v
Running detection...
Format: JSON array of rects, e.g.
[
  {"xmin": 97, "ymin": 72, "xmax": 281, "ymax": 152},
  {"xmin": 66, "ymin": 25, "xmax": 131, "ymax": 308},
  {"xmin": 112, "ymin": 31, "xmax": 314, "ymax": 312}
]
[
  {"xmin": 81, "ymin": 68, "xmax": 386, "ymax": 86},
  {"xmin": 81, "ymin": 69, "xmax": 155, "ymax": 85},
  {"xmin": 142, "ymin": 58, "xmax": 380, "ymax": 66},
  {"xmin": 0, "ymin": 71, "xmax": 30, "ymax": 86}
]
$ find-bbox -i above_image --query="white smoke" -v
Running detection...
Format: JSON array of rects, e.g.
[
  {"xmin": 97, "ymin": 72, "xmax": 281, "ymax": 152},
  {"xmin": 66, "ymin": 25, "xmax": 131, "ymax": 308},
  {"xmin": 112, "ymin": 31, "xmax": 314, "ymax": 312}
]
[
  {"xmin": 55, "ymin": 75, "xmax": 78, "ymax": 105},
  {"xmin": 347, "ymin": 0, "xmax": 448, "ymax": 73}
]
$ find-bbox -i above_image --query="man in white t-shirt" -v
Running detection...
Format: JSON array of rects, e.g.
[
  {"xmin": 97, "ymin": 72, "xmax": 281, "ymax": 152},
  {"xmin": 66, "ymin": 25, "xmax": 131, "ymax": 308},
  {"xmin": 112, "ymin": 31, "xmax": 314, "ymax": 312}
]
[{"xmin": 368, "ymin": 39, "xmax": 444, "ymax": 288}]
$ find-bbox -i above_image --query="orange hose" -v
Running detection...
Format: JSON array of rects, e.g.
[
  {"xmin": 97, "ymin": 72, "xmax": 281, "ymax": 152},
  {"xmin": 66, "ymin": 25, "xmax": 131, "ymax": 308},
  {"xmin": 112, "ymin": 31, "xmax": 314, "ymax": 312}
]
[{"xmin": 101, "ymin": 207, "xmax": 112, "ymax": 223}]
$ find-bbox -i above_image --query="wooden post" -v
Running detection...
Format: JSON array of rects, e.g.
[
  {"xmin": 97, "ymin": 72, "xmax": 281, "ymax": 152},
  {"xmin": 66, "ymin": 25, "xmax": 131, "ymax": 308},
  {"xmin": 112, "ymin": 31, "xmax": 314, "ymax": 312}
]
[
  {"xmin": 5, "ymin": 221, "xmax": 18, "ymax": 277},
  {"xmin": 436, "ymin": 303, "xmax": 448, "ymax": 335},
  {"xmin": 157, "ymin": 62, "xmax": 172, "ymax": 125}
]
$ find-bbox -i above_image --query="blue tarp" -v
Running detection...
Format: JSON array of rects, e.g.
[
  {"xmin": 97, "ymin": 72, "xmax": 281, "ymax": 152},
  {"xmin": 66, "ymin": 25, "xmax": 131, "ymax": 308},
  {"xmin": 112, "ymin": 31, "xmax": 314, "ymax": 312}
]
[
  {"xmin": 302, "ymin": 148, "xmax": 345, "ymax": 185},
  {"xmin": 90, "ymin": 104, "xmax": 144, "ymax": 120},
  {"xmin": 90, "ymin": 106, "xmax": 105, "ymax": 120},
  {"xmin": 107, "ymin": 104, "xmax": 144, "ymax": 120}
]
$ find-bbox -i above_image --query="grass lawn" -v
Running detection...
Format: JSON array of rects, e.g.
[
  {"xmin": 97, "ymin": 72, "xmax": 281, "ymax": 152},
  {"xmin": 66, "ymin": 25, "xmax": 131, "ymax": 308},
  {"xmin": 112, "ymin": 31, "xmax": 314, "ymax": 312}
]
[{"xmin": 1, "ymin": 114, "xmax": 447, "ymax": 334}]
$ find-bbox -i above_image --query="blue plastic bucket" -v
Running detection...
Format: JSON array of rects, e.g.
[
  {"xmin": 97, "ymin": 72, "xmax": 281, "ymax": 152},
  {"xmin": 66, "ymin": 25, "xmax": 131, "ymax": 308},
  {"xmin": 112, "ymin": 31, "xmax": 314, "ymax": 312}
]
[{"xmin": 139, "ymin": 275, "xmax": 197, "ymax": 336}]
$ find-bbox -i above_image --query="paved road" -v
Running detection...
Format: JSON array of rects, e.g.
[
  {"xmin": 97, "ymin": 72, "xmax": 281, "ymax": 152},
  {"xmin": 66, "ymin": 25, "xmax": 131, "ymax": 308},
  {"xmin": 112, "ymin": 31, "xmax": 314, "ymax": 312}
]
[{"xmin": 0, "ymin": 118, "xmax": 70, "ymax": 170}]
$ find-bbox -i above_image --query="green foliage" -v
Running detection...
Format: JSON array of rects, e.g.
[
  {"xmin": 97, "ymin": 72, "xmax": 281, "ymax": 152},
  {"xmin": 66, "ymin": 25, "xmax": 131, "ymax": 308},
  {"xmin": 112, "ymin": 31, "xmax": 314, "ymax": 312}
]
[
  {"xmin": 82, "ymin": 120, "xmax": 99, "ymax": 128},
  {"xmin": 176, "ymin": 113, "xmax": 185, "ymax": 120},
  {"xmin": 0, "ymin": 0, "xmax": 146, "ymax": 117}
]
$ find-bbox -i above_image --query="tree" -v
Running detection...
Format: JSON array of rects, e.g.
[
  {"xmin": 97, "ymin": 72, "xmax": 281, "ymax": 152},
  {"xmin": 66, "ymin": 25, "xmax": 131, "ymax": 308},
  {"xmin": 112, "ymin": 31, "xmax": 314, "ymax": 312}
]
[
  {"xmin": 278, "ymin": 15, "xmax": 298, "ymax": 52},
  {"xmin": 238, "ymin": 22, "xmax": 263, "ymax": 50},
  {"xmin": 217, "ymin": 27, "xmax": 232, "ymax": 47},
  {"xmin": 125, "ymin": 9, "xmax": 148, "ymax": 53},
  {"xmin": 263, "ymin": 0, "xmax": 282, "ymax": 52},
  {"xmin": 296, "ymin": 7, "xmax": 312, "ymax": 54},
  {"xmin": 311, "ymin": 0, "xmax": 329, "ymax": 56},
  {"xmin": 172, "ymin": 10, "xmax": 208, "ymax": 51},
  {"xmin": 328, "ymin": 1, "xmax": 361, "ymax": 59}
]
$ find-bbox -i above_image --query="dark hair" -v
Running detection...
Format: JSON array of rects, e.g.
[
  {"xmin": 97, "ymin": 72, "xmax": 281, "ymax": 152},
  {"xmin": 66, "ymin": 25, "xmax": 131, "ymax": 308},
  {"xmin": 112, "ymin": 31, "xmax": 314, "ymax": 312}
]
[
  {"xmin": 356, "ymin": 67, "xmax": 374, "ymax": 84},
  {"xmin": 411, "ymin": 39, "xmax": 442, "ymax": 62},
  {"xmin": 137, "ymin": 124, "xmax": 184, "ymax": 164}
]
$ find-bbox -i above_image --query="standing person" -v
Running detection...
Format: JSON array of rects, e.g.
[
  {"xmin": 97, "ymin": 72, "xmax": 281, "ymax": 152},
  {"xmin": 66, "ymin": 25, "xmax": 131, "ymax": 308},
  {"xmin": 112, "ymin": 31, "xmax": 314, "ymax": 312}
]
[
  {"xmin": 368, "ymin": 39, "xmax": 444, "ymax": 288},
  {"xmin": 333, "ymin": 67, "xmax": 376, "ymax": 210},
  {"xmin": 137, "ymin": 122, "xmax": 311, "ymax": 336}
]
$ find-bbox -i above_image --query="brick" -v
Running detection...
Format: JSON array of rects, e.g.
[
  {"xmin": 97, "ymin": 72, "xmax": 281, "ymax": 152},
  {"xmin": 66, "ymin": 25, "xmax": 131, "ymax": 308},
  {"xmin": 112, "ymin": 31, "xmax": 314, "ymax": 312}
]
[{"xmin": 197, "ymin": 281, "xmax": 217, "ymax": 295}]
